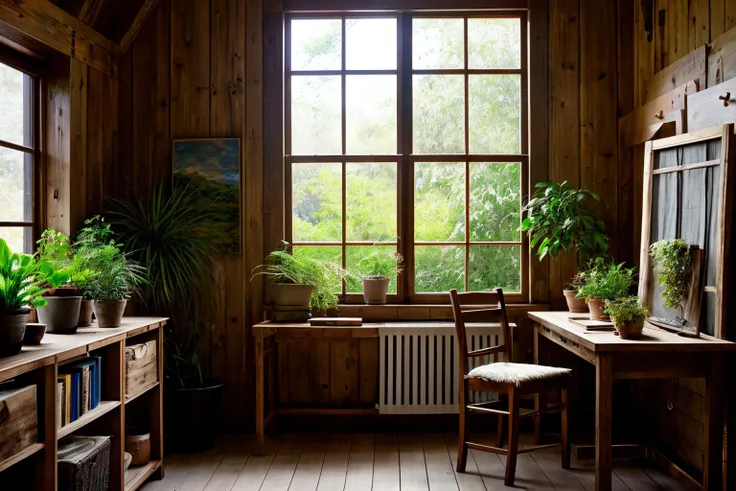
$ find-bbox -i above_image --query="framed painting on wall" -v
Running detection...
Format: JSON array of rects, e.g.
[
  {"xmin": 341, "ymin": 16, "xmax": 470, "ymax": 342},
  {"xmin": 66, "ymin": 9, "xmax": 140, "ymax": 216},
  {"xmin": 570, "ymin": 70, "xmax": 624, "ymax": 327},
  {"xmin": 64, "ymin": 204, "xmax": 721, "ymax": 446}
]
[{"xmin": 172, "ymin": 138, "xmax": 241, "ymax": 253}]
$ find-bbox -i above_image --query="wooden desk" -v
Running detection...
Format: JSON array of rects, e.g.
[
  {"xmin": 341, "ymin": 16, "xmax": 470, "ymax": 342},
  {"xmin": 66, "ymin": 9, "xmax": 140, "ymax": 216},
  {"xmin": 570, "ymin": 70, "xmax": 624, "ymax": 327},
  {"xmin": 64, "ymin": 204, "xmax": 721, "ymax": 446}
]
[{"xmin": 529, "ymin": 311, "xmax": 736, "ymax": 491}]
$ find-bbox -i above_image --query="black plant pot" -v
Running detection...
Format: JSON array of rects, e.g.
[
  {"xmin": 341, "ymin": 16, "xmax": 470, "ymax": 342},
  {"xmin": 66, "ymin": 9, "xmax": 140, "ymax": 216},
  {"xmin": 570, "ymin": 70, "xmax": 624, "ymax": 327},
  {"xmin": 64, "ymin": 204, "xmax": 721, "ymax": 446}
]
[
  {"xmin": 0, "ymin": 309, "xmax": 30, "ymax": 357},
  {"xmin": 164, "ymin": 380, "xmax": 224, "ymax": 453}
]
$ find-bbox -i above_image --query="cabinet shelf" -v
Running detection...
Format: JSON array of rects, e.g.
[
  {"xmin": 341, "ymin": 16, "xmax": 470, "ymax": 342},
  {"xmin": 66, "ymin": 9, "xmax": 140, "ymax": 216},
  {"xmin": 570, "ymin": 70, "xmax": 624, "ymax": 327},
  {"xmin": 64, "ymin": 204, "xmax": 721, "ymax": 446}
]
[
  {"xmin": 124, "ymin": 460, "xmax": 161, "ymax": 491},
  {"xmin": 57, "ymin": 401, "xmax": 121, "ymax": 440},
  {"xmin": 125, "ymin": 381, "xmax": 159, "ymax": 404},
  {"xmin": 0, "ymin": 443, "xmax": 45, "ymax": 473}
]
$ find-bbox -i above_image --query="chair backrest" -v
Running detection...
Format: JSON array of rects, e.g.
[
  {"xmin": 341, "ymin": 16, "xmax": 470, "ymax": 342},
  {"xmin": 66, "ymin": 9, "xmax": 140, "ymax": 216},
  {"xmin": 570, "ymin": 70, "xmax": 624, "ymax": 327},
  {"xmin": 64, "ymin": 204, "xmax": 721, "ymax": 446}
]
[{"xmin": 449, "ymin": 288, "xmax": 513, "ymax": 376}]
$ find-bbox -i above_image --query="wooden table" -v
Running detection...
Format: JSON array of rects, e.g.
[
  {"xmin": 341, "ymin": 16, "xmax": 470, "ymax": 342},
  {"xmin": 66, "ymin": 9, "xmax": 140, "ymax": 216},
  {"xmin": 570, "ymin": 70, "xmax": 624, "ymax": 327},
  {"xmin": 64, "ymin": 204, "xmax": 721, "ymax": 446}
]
[{"xmin": 529, "ymin": 311, "xmax": 736, "ymax": 491}]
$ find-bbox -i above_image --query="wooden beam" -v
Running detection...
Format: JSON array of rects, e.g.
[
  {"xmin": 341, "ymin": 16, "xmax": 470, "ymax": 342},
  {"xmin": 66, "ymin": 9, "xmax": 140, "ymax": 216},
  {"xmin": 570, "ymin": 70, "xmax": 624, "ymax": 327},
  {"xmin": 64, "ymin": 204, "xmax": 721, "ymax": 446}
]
[
  {"xmin": 0, "ymin": 0, "xmax": 117, "ymax": 76},
  {"xmin": 118, "ymin": 0, "xmax": 159, "ymax": 53},
  {"xmin": 282, "ymin": 0, "xmax": 526, "ymax": 11},
  {"xmin": 78, "ymin": 0, "xmax": 106, "ymax": 26}
]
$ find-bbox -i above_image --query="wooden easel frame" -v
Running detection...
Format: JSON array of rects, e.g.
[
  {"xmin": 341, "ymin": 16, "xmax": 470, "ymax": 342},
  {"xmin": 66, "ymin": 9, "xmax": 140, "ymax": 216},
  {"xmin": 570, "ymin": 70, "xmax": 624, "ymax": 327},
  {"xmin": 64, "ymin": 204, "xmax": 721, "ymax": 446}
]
[{"xmin": 638, "ymin": 124, "xmax": 736, "ymax": 339}]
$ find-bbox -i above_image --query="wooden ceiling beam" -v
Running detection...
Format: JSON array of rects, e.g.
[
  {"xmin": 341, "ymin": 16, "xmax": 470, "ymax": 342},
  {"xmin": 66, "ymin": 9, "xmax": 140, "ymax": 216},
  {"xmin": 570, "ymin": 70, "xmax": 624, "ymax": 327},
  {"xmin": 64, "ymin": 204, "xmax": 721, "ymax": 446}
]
[
  {"xmin": 0, "ymin": 0, "xmax": 118, "ymax": 76},
  {"xmin": 78, "ymin": 0, "xmax": 106, "ymax": 26},
  {"xmin": 118, "ymin": 0, "xmax": 159, "ymax": 53}
]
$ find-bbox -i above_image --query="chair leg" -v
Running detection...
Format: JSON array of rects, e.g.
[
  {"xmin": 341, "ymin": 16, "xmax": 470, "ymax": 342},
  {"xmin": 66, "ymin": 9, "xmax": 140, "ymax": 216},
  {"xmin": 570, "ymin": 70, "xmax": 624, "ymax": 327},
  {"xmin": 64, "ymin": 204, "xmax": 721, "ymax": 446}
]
[
  {"xmin": 561, "ymin": 387, "xmax": 570, "ymax": 470},
  {"xmin": 495, "ymin": 413, "xmax": 504, "ymax": 448},
  {"xmin": 505, "ymin": 388, "xmax": 520, "ymax": 486},
  {"xmin": 457, "ymin": 405, "xmax": 469, "ymax": 472},
  {"xmin": 535, "ymin": 389, "xmax": 547, "ymax": 444}
]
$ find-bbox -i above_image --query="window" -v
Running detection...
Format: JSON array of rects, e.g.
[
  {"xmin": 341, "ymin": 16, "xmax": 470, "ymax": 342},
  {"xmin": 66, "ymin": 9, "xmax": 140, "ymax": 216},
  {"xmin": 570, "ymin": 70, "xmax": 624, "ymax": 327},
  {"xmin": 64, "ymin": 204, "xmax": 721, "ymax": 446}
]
[
  {"xmin": 285, "ymin": 12, "xmax": 528, "ymax": 302},
  {"xmin": 0, "ymin": 61, "xmax": 36, "ymax": 254}
]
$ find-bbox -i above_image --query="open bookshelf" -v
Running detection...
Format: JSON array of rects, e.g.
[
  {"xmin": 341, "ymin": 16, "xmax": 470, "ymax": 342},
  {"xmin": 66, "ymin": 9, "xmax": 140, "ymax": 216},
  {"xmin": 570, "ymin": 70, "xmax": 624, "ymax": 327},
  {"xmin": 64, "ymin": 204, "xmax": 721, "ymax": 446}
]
[{"xmin": 0, "ymin": 317, "xmax": 167, "ymax": 491}]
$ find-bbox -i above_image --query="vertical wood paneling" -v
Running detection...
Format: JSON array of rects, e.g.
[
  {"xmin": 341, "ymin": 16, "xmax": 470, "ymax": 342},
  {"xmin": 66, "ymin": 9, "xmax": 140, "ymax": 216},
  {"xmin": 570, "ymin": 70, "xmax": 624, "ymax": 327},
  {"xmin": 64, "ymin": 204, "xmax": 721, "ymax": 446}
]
[
  {"xmin": 635, "ymin": 0, "xmax": 655, "ymax": 106},
  {"xmin": 45, "ymin": 59, "xmax": 71, "ymax": 234},
  {"xmin": 580, "ymin": 0, "xmax": 618, "ymax": 257},
  {"xmin": 618, "ymin": 0, "xmax": 636, "ymax": 266},
  {"xmin": 692, "ymin": 0, "xmax": 709, "ymax": 48},
  {"xmin": 548, "ymin": 0, "xmax": 579, "ymax": 306},
  {"xmin": 711, "ymin": 0, "xmax": 727, "ymax": 40},
  {"xmin": 116, "ymin": 50, "xmax": 133, "ymax": 204},
  {"xmin": 85, "ymin": 68, "xmax": 104, "ymax": 215},
  {"xmin": 655, "ymin": 0, "xmax": 669, "ymax": 70},
  {"xmin": 69, "ymin": 59, "xmax": 88, "ymax": 233}
]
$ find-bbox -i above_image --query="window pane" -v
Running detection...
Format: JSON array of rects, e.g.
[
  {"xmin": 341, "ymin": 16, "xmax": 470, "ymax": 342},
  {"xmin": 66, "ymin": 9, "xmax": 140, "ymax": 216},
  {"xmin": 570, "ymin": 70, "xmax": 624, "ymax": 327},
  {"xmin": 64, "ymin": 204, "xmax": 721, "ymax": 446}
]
[
  {"xmin": 415, "ymin": 246, "xmax": 464, "ymax": 292},
  {"xmin": 412, "ymin": 18, "xmax": 464, "ymax": 69},
  {"xmin": 0, "ymin": 63, "xmax": 30, "ymax": 147},
  {"xmin": 292, "ymin": 163, "xmax": 342, "ymax": 242},
  {"xmin": 469, "ymin": 246, "xmax": 521, "ymax": 292},
  {"xmin": 291, "ymin": 76, "xmax": 342, "ymax": 155},
  {"xmin": 470, "ymin": 163, "xmax": 521, "ymax": 242},
  {"xmin": 347, "ymin": 163, "xmax": 397, "ymax": 241},
  {"xmin": 469, "ymin": 75, "xmax": 521, "ymax": 154},
  {"xmin": 291, "ymin": 19, "xmax": 341, "ymax": 71},
  {"xmin": 293, "ymin": 246, "xmax": 343, "ymax": 293},
  {"xmin": 346, "ymin": 75, "xmax": 397, "ymax": 154},
  {"xmin": 346, "ymin": 246, "xmax": 399, "ymax": 293},
  {"xmin": 0, "ymin": 227, "xmax": 31, "ymax": 254},
  {"xmin": 415, "ymin": 163, "xmax": 465, "ymax": 242},
  {"xmin": 468, "ymin": 18, "xmax": 521, "ymax": 69},
  {"xmin": 413, "ymin": 75, "xmax": 465, "ymax": 154},
  {"xmin": 346, "ymin": 18, "xmax": 397, "ymax": 70},
  {"xmin": 0, "ymin": 147, "xmax": 32, "ymax": 222}
]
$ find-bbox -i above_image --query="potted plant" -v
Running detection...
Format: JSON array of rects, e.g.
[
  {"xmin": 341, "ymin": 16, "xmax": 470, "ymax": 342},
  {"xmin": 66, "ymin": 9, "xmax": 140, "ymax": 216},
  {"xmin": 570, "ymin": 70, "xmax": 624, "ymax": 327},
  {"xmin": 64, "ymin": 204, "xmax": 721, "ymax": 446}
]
[
  {"xmin": 649, "ymin": 239, "xmax": 691, "ymax": 325},
  {"xmin": 521, "ymin": 181, "xmax": 610, "ymax": 311},
  {"xmin": 564, "ymin": 272, "xmax": 587, "ymax": 313},
  {"xmin": 253, "ymin": 242, "xmax": 347, "ymax": 315},
  {"xmin": 604, "ymin": 296, "xmax": 650, "ymax": 339},
  {"xmin": 110, "ymin": 183, "xmax": 225, "ymax": 451},
  {"xmin": 576, "ymin": 259, "xmax": 636, "ymax": 320},
  {"xmin": 80, "ymin": 217, "xmax": 145, "ymax": 328},
  {"xmin": 0, "ymin": 239, "xmax": 62, "ymax": 356},
  {"xmin": 349, "ymin": 250, "xmax": 403, "ymax": 305}
]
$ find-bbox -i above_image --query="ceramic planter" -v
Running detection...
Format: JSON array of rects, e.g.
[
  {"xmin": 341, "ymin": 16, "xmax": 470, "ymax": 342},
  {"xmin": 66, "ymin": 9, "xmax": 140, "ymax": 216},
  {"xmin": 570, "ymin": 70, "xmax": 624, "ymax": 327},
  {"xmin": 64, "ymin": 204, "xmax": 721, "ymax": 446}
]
[
  {"xmin": 94, "ymin": 299, "xmax": 128, "ymax": 328},
  {"xmin": 362, "ymin": 278, "xmax": 389, "ymax": 305},
  {"xmin": 563, "ymin": 289, "xmax": 587, "ymax": 313},
  {"xmin": 271, "ymin": 284, "xmax": 313, "ymax": 310},
  {"xmin": 587, "ymin": 298, "xmax": 609, "ymax": 321},
  {"xmin": 78, "ymin": 299, "xmax": 94, "ymax": 327},
  {"xmin": 614, "ymin": 321, "xmax": 643, "ymax": 339},
  {"xmin": 37, "ymin": 296, "xmax": 82, "ymax": 334},
  {"xmin": 0, "ymin": 309, "xmax": 30, "ymax": 357},
  {"xmin": 23, "ymin": 323, "xmax": 46, "ymax": 345}
]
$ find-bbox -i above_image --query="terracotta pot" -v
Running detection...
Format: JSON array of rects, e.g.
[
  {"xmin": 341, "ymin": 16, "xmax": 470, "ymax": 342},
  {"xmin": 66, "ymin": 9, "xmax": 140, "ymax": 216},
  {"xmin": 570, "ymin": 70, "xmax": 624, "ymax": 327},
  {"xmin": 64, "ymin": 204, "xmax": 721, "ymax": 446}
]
[
  {"xmin": 587, "ymin": 298, "xmax": 609, "ymax": 321},
  {"xmin": 563, "ymin": 289, "xmax": 587, "ymax": 313},
  {"xmin": 271, "ymin": 284, "xmax": 313, "ymax": 309},
  {"xmin": 614, "ymin": 321, "xmax": 643, "ymax": 339},
  {"xmin": 23, "ymin": 323, "xmax": 46, "ymax": 345},
  {"xmin": 78, "ymin": 299, "xmax": 94, "ymax": 327},
  {"xmin": 362, "ymin": 278, "xmax": 389, "ymax": 305},
  {"xmin": 37, "ymin": 296, "xmax": 82, "ymax": 334},
  {"xmin": 94, "ymin": 299, "xmax": 128, "ymax": 328},
  {"xmin": 0, "ymin": 309, "xmax": 29, "ymax": 357},
  {"xmin": 125, "ymin": 432, "xmax": 151, "ymax": 466}
]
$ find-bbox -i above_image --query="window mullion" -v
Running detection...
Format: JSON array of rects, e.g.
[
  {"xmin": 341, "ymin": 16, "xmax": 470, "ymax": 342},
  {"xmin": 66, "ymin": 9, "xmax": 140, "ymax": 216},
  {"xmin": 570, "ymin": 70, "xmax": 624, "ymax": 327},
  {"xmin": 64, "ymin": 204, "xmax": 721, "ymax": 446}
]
[{"xmin": 399, "ymin": 12, "xmax": 413, "ymax": 302}]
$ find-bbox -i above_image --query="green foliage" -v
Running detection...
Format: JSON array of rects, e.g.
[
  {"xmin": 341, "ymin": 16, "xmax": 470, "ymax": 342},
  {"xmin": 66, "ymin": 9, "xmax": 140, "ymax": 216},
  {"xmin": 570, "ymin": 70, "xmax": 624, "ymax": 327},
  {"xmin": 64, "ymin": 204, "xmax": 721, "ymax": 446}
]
[
  {"xmin": 253, "ymin": 243, "xmax": 349, "ymax": 313},
  {"xmin": 521, "ymin": 181, "xmax": 609, "ymax": 262},
  {"xmin": 0, "ymin": 239, "xmax": 65, "ymax": 311},
  {"xmin": 36, "ymin": 229, "xmax": 96, "ymax": 294},
  {"xmin": 108, "ymin": 182, "xmax": 223, "ymax": 389},
  {"xmin": 576, "ymin": 259, "xmax": 636, "ymax": 301},
  {"xmin": 356, "ymin": 251, "xmax": 403, "ymax": 281},
  {"xmin": 604, "ymin": 296, "xmax": 650, "ymax": 328},
  {"xmin": 649, "ymin": 239, "xmax": 691, "ymax": 313}
]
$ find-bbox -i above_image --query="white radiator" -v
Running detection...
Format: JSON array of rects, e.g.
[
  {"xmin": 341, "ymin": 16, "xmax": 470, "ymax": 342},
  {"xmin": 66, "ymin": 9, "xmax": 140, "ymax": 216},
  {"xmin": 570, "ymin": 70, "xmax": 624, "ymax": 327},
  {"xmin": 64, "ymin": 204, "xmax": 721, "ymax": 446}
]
[{"xmin": 378, "ymin": 322, "xmax": 505, "ymax": 415}]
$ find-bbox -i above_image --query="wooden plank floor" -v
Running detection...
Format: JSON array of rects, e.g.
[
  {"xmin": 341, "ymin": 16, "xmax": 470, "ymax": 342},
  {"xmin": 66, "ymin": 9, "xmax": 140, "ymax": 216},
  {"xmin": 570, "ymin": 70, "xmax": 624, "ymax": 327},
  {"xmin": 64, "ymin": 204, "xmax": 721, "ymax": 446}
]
[{"xmin": 140, "ymin": 433, "xmax": 689, "ymax": 491}]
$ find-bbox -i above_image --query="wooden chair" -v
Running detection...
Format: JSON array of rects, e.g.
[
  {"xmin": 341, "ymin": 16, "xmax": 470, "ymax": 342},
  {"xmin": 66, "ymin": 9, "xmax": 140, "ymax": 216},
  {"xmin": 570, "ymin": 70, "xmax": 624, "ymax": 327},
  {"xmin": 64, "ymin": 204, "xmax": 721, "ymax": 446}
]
[{"xmin": 449, "ymin": 288, "xmax": 571, "ymax": 486}]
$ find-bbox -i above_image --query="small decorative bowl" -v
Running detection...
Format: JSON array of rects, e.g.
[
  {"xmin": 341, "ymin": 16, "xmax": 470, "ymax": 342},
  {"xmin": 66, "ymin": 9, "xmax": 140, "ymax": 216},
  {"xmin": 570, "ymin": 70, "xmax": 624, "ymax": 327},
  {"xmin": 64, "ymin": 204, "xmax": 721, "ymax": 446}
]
[{"xmin": 23, "ymin": 323, "xmax": 47, "ymax": 345}]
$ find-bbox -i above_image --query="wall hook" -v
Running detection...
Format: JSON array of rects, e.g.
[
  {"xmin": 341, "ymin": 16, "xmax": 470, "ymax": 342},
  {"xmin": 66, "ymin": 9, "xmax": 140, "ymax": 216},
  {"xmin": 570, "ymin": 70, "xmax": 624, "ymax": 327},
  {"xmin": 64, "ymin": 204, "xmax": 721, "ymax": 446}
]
[
  {"xmin": 719, "ymin": 92, "xmax": 735, "ymax": 107},
  {"xmin": 653, "ymin": 110, "xmax": 664, "ymax": 120}
]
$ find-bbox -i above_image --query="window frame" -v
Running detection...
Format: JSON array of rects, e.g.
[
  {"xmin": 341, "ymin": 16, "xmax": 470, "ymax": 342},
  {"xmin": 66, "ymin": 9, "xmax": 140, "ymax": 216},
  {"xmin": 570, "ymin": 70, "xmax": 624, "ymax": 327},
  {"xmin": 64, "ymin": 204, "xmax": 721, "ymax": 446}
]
[
  {"xmin": 284, "ymin": 9, "xmax": 530, "ymax": 305},
  {"xmin": 0, "ymin": 53, "xmax": 41, "ymax": 255}
]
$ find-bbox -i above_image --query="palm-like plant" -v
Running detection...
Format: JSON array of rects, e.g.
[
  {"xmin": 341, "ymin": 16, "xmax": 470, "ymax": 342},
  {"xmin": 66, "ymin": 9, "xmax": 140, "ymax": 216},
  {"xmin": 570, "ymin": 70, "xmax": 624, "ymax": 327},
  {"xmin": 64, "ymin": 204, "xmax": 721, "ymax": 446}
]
[
  {"xmin": 108, "ymin": 182, "xmax": 223, "ymax": 389},
  {"xmin": 0, "ymin": 239, "xmax": 66, "ymax": 311}
]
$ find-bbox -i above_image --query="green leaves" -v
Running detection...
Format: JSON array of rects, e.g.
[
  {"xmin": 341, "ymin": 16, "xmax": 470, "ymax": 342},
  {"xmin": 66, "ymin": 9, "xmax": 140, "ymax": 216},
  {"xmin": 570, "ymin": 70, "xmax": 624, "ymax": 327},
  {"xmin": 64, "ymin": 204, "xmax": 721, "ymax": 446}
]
[
  {"xmin": 0, "ymin": 238, "xmax": 61, "ymax": 310},
  {"xmin": 520, "ymin": 181, "xmax": 609, "ymax": 263},
  {"xmin": 649, "ymin": 239, "xmax": 691, "ymax": 313},
  {"xmin": 604, "ymin": 296, "xmax": 649, "ymax": 328},
  {"xmin": 576, "ymin": 259, "xmax": 636, "ymax": 301}
]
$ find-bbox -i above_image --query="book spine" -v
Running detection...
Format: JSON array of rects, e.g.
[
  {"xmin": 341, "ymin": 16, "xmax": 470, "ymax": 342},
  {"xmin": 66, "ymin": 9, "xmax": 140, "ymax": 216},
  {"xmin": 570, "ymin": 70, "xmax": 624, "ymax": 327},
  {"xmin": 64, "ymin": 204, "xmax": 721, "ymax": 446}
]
[
  {"xmin": 82, "ymin": 366, "xmax": 90, "ymax": 414},
  {"xmin": 56, "ymin": 382, "xmax": 62, "ymax": 430},
  {"xmin": 64, "ymin": 375, "xmax": 71, "ymax": 425}
]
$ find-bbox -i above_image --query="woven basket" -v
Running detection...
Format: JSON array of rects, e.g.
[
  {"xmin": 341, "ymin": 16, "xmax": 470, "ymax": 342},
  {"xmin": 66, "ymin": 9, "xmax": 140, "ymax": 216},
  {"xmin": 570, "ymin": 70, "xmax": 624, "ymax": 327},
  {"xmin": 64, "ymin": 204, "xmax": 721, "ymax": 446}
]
[{"xmin": 58, "ymin": 436, "xmax": 111, "ymax": 491}]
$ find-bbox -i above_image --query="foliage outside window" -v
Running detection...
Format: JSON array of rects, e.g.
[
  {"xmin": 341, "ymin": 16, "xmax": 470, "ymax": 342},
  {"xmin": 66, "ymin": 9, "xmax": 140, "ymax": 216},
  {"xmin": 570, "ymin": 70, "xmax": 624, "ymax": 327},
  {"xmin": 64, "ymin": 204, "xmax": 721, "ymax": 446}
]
[
  {"xmin": 286, "ymin": 13, "xmax": 527, "ymax": 301},
  {"xmin": 0, "ymin": 61, "xmax": 36, "ymax": 253}
]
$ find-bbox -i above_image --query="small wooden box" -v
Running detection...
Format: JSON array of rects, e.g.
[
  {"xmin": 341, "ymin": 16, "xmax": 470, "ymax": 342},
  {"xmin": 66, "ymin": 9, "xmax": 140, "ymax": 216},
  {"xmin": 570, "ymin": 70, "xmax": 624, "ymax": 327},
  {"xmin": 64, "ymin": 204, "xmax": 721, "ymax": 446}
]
[
  {"xmin": 125, "ymin": 341, "xmax": 158, "ymax": 398},
  {"xmin": 0, "ymin": 385, "xmax": 38, "ymax": 463}
]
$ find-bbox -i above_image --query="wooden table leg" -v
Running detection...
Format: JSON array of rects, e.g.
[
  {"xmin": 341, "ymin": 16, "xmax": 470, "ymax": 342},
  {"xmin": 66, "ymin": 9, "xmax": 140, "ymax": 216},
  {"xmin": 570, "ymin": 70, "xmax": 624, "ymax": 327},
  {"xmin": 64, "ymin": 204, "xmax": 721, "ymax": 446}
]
[
  {"xmin": 704, "ymin": 354, "xmax": 725, "ymax": 491},
  {"xmin": 533, "ymin": 325, "xmax": 542, "ymax": 442},
  {"xmin": 595, "ymin": 354, "xmax": 613, "ymax": 491},
  {"xmin": 255, "ymin": 328, "xmax": 265, "ymax": 456}
]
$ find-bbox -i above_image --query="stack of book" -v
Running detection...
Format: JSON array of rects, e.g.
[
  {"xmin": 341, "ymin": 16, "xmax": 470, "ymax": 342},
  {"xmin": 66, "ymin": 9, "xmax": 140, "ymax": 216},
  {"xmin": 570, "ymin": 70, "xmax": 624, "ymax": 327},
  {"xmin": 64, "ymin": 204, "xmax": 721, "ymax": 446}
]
[{"xmin": 57, "ymin": 356, "xmax": 103, "ymax": 429}]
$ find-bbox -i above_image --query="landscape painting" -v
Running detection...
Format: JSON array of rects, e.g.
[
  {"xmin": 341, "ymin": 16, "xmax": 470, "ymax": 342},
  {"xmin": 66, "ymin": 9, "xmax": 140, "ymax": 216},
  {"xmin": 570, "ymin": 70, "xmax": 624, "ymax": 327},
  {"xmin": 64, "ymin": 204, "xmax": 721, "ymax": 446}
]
[{"xmin": 173, "ymin": 138, "xmax": 241, "ymax": 253}]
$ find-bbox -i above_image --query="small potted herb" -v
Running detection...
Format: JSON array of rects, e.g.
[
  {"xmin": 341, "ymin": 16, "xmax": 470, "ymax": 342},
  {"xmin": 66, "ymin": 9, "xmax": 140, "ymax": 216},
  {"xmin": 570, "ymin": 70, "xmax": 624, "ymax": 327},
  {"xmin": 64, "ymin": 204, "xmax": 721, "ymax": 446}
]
[
  {"xmin": 0, "ymin": 239, "xmax": 64, "ymax": 356},
  {"xmin": 564, "ymin": 272, "xmax": 587, "ymax": 313},
  {"xmin": 576, "ymin": 259, "xmax": 636, "ymax": 320},
  {"xmin": 521, "ymin": 181, "xmax": 609, "ymax": 312},
  {"xmin": 351, "ymin": 250, "xmax": 403, "ymax": 305},
  {"xmin": 604, "ymin": 296, "xmax": 650, "ymax": 339}
]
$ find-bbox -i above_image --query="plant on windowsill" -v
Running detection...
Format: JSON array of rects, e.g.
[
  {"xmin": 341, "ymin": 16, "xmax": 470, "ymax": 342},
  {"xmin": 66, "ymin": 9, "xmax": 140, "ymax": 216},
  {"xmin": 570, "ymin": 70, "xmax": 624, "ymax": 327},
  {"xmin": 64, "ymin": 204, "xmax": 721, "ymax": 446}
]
[
  {"xmin": 252, "ymin": 242, "xmax": 349, "ymax": 318},
  {"xmin": 604, "ymin": 296, "xmax": 649, "ymax": 339},
  {"xmin": 0, "ymin": 239, "xmax": 65, "ymax": 357},
  {"xmin": 351, "ymin": 250, "xmax": 404, "ymax": 305},
  {"xmin": 575, "ymin": 258, "xmax": 637, "ymax": 320},
  {"xmin": 520, "ymin": 181, "xmax": 610, "ymax": 312},
  {"xmin": 649, "ymin": 239, "xmax": 692, "ymax": 325}
]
